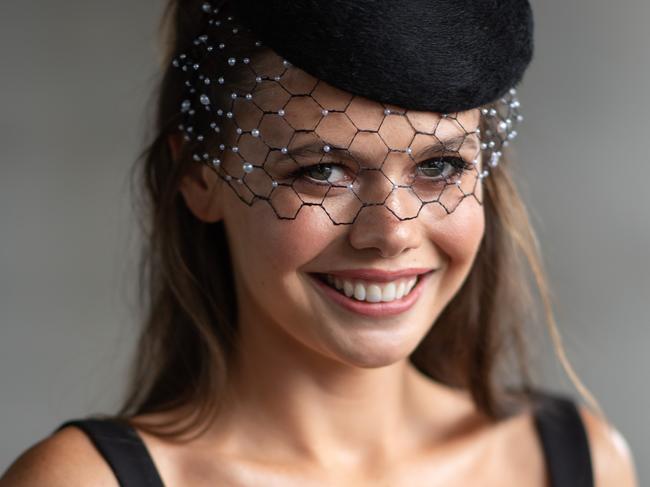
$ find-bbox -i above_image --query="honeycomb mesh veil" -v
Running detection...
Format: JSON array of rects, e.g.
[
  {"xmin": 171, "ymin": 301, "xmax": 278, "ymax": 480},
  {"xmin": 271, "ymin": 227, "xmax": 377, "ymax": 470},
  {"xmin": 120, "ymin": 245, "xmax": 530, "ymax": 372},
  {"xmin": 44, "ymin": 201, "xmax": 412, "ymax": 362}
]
[{"xmin": 172, "ymin": 3, "xmax": 524, "ymax": 224}]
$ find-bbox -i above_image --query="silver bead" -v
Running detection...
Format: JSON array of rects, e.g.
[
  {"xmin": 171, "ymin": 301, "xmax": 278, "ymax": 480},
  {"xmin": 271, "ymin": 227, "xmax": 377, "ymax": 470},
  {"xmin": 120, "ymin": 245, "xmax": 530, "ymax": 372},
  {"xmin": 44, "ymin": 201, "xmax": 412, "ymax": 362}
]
[
  {"xmin": 271, "ymin": 180, "xmax": 278, "ymax": 188},
  {"xmin": 216, "ymin": 109, "xmax": 223, "ymax": 116},
  {"xmin": 242, "ymin": 163, "xmax": 254, "ymax": 173},
  {"xmin": 489, "ymin": 152, "xmax": 500, "ymax": 167},
  {"xmin": 236, "ymin": 128, "xmax": 243, "ymax": 134},
  {"xmin": 255, "ymin": 76, "xmax": 262, "ymax": 83},
  {"xmin": 226, "ymin": 111, "xmax": 233, "ymax": 118},
  {"xmin": 218, "ymin": 77, "xmax": 225, "ymax": 84},
  {"xmin": 255, "ymin": 40, "xmax": 263, "ymax": 47},
  {"xmin": 251, "ymin": 128, "xmax": 260, "ymax": 137},
  {"xmin": 228, "ymin": 57, "xmax": 236, "ymax": 66},
  {"xmin": 181, "ymin": 100, "xmax": 191, "ymax": 112},
  {"xmin": 200, "ymin": 94, "xmax": 210, "ymax": 106},
  {"xmin": 281, "ymin": 147, "xmax": 288, "ymax": 154},
  {"xmin": 277, "ymin": 109, "xmax": 285, "ymax": 116},
  {"xmin": 243, "ymin": 57, "xmax": 250, "ymax": 64},
  {"xmin": 321, "ymin": 109, "xmax": 329, "ymax": 116},
  {"xmin": 323, "ymin": 145, "xmax": 331, "ymax": 153},
  {"xmin": 245, "ymin": 93, "xmax": 253, "ymax": 100},
  {"xmin": 225, "ymin": 175, "xmax": 232, "ymax": 181},
  {"xmin": 232, "ymin": 146, "xmax": 239, "ymax": 153},
  {"xmin": 231, "ymin": 92, "xmax": 238, "ymax": 99},
  {"xmin": 384, "ymin": 109, "xmax": 391, "ymax": 115},
  {"xmin": 212, "ymin": 158, "xmax": 221, "ymax": 167},
  {"xmin": 193, "ymin": 154, "xmax": 201, "ymax": 161},
  {"xmin": 204, "ymin": 78, "xmax": 211, "ymax": 85},
  {"xmin": 202, "ymin": 2, "xmax": 212, "ymax": 13}
]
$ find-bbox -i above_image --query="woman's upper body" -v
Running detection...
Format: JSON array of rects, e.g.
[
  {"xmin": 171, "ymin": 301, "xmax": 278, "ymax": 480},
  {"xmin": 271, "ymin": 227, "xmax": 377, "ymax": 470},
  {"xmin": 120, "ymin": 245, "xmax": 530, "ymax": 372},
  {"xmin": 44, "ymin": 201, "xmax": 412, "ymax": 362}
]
[
  {"xmin": 1, "ymin": 376, "xmax": 637, "ymax": 486},
  {"xmin": 1, "ymin": 2, "xmax": 638, "ymax": 486}
]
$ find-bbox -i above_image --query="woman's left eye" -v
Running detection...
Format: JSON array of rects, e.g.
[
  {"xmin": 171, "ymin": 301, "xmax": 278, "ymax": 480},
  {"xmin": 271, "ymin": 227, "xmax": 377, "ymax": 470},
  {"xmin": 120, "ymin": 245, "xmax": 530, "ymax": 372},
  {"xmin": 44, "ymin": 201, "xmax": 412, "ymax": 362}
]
[{"xmin": 417, "ymin": 156, "xmax": 470, "ymax": 181}]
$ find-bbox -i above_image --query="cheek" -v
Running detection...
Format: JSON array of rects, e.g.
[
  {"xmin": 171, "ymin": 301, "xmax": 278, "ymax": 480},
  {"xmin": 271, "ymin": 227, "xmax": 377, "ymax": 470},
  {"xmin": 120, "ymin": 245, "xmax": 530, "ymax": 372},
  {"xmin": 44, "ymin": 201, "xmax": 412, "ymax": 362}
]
[
  {"xmin": 425, "ymin": 196, "xmax": 485, "ymax": 290},
  {"xmin": 224, "ymin": 202, "xmax": 334, "ymax": 292}
]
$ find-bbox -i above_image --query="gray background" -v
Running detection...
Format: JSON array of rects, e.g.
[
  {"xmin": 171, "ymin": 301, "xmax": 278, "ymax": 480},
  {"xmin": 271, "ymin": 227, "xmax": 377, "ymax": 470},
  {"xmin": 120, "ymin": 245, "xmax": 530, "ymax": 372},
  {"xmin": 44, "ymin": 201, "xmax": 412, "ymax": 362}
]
[{"xmin": 1, "ymin": 0, "xmax": 648, "ymax": 481}]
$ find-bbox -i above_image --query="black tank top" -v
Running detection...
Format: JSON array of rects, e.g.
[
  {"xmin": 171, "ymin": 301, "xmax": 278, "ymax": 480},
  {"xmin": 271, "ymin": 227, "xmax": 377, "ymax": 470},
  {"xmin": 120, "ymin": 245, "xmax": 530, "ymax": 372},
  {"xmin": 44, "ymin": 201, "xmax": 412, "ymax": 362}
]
[{"xmin": 55, "ymin": 390, "xmax": 594, "ymax": 486}]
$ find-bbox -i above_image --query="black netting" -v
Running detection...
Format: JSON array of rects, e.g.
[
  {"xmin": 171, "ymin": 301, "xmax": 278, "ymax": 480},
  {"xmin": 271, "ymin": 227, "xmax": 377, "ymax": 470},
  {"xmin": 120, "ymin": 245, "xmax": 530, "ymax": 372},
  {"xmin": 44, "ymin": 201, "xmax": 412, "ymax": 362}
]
[{"xmin": 173, "ymin": 3, "xmax": 523, "ymax": 224}]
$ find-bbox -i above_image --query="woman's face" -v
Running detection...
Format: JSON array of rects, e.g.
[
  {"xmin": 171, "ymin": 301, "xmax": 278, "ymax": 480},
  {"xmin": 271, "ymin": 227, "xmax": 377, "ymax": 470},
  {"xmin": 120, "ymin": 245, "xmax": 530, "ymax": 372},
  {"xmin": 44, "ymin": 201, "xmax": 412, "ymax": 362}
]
[{"xmin": 182, "ymin": 60, "xmax": 485, "ymax": 368}]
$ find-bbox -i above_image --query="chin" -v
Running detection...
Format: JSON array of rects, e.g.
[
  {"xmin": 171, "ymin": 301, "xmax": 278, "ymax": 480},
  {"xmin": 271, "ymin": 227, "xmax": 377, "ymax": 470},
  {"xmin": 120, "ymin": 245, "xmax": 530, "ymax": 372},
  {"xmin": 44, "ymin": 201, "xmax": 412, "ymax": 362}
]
[{"xmin": 321, "ymin": 325, "xmax": 427, "ymax": 369}]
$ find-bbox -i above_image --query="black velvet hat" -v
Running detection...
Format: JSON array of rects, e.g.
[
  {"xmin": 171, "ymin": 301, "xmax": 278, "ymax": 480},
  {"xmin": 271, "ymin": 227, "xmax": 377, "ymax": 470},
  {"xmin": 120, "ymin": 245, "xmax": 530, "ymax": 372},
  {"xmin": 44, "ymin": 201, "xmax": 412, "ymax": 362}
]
[{"xmin": 231, "ymin": 0, "xmax": 534, "ymax": 114}]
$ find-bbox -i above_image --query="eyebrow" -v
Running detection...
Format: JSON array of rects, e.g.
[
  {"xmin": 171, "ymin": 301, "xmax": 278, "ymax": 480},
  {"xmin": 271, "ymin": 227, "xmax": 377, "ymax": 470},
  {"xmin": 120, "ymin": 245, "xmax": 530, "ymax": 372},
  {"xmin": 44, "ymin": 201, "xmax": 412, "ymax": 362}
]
[{"xmin": 282, "ymin": 133, "xmax": 479, "ymax": 163}]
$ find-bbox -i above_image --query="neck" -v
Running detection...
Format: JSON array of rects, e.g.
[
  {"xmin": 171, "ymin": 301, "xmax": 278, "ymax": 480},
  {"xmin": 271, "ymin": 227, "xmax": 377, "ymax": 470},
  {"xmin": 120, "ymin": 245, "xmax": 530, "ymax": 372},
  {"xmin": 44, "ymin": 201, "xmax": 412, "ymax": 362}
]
[{"xmin": 214, "ymin": 310, "xmax": 462, "ymax": 470}]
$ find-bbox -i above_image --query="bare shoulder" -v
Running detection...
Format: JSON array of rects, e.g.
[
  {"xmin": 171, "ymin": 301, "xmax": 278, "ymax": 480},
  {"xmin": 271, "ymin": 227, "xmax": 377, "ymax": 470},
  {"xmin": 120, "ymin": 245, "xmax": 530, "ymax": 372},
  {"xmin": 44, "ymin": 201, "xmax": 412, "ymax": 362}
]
[
  {"xmin": 0, "ymin": 425, "xmax": 118, "ymax": 487},
  {"xmin": 578, "ymin": 405, "xmax": 638, "ymax": 487}
]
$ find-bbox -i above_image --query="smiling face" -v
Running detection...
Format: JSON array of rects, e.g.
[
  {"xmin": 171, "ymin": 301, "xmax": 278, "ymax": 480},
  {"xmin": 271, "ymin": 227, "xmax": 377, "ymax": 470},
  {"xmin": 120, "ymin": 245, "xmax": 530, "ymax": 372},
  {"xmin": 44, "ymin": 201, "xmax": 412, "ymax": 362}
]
[{"xmin": 180, "ymin": 54, "xmax": 486, "ymax": 369}]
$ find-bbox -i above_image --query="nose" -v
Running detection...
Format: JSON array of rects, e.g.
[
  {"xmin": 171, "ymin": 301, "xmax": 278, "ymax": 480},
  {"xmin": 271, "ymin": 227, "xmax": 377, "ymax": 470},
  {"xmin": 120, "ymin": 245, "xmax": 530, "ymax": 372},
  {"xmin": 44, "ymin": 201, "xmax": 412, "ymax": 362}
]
[{"xmin": 347, "ymin": 204, "xmax": 423, "ymax": 258}]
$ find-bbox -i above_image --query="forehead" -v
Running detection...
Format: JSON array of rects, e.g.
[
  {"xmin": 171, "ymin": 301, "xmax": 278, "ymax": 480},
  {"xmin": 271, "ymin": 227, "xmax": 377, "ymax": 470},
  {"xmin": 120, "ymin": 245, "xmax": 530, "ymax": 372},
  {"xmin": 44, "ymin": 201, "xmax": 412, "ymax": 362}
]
[{"xmin": 229, "ymin": 51, "xmax": 480, "ymax": 152}]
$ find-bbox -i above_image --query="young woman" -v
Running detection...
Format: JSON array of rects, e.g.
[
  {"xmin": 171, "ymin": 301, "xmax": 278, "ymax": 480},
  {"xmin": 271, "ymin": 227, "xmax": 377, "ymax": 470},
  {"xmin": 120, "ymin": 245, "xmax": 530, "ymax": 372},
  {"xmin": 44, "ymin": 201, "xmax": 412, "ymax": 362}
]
[{"xmin": 1, "ymin": 0, "xmax": 637, "ymax": 485}]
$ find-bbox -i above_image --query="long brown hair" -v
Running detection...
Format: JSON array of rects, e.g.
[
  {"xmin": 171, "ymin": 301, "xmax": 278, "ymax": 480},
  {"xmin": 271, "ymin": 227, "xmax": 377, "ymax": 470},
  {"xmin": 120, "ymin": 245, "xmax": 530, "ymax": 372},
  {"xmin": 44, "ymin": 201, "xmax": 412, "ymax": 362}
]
[{"xmin": 118, "ymin": 0, "xmax": 602, "ymax": 437}]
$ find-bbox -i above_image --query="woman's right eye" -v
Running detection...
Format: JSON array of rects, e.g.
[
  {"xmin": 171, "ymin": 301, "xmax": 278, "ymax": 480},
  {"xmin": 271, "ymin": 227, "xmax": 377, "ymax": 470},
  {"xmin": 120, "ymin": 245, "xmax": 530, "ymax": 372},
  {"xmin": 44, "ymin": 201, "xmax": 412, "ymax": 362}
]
[{"xmin": 293, "ymin": 163, "xmax": 349, "ymax": 185}]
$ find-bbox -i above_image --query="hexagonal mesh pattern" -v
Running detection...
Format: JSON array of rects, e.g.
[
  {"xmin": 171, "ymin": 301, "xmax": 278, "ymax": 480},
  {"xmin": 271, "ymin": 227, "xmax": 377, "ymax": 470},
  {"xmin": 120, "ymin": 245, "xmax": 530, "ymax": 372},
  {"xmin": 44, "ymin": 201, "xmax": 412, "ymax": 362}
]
[{"xmin": 172, "ymin": 3, "xmax": 523, "ymax": 224}]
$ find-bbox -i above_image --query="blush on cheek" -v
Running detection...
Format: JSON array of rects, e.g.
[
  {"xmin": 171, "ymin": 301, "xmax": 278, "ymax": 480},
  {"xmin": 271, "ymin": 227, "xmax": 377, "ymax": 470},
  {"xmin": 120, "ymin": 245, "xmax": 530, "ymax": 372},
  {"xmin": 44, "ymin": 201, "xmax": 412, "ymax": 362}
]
[
  {"xmin": 425, "ymin": 198, "xmax": 485, "ymax": 276},
  {"xmin": 227, "ymin": 202, "xmax": 337, "ymax": 284}
]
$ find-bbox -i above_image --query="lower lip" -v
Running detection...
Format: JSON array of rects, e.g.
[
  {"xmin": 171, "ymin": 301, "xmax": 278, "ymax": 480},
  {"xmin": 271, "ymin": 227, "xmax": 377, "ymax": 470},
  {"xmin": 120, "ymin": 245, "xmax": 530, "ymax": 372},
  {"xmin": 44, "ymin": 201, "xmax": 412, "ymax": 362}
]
[{"xmin": 308, "ymin": 272, "xmax": 434, "ymax": 318}]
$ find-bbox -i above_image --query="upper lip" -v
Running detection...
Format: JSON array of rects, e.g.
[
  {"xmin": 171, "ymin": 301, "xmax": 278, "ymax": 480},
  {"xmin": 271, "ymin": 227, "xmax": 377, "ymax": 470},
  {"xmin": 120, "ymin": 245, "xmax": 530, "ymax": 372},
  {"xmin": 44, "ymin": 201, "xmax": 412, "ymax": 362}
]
[{"xmin": 314, "ymin": 267, "xmax": 436, "ymax": 282}]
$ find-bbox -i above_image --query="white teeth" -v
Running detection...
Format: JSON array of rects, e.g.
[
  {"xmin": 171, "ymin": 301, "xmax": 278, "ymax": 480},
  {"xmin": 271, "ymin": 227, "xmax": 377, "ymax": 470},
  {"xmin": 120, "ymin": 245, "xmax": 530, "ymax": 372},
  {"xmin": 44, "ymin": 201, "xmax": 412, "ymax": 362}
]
[
  {"xmin": 366, "ymin": 285, "xmax": 382, "ymax": 303},
  {"xmin": 381, "ymin": 282, "xmax": 396, "ymax": 302},
  {"xmin": 343, "ymin": 280, "xmax": 354, "ymax": 297},
  {"xmin": 406, "ymin": 277, "xmax": 417, "ymax": 294},
  {"xmin": 335, "ymin": 277, "xmax": 343, "ymax": 291},
  {"xmin": 395, "ymin": 281, "xmax": 406, "ymax": 299},
  {"xmin": 323, "ymin": 274, "xmax": 423, "ymax": 303},
  {"xmin": 354, "ymin": 283, "xmax": 366, "ymax": 301}
]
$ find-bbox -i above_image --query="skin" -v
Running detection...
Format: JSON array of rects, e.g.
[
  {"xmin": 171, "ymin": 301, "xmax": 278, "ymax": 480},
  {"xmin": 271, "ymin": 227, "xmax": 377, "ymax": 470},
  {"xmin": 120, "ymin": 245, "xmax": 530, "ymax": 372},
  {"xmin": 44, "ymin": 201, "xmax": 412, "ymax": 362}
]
[{"xmin": 0, "ymin": 64, "xmax": 638, "ymax": 486}]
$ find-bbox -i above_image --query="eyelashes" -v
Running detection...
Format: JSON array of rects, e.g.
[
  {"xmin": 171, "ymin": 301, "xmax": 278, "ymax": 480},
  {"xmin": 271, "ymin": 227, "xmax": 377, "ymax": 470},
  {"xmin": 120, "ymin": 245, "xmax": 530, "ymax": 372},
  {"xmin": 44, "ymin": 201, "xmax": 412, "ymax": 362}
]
[{"xmin": 287, "ymin": 156, "xmax": 473, "ymax": 186}]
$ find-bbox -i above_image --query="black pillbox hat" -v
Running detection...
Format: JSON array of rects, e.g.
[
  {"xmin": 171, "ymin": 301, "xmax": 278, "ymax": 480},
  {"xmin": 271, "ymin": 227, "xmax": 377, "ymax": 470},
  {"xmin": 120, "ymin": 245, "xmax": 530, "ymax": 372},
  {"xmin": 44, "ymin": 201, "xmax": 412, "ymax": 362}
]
[{"xmin": 232, "ymin": 0, "xmax": 534, "ymax": 113}]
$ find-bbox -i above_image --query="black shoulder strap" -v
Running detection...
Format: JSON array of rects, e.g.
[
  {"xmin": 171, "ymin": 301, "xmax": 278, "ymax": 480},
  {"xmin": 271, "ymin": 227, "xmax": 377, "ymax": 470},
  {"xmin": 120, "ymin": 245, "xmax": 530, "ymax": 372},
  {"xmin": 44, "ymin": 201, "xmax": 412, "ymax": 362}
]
[
  {"xmin": 532, "ymin": 392, "xmax": 594, "ymax": 487},
  {"xmin": 56, "ymin": 418, "xmax": 165, "ymax": 487}
]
